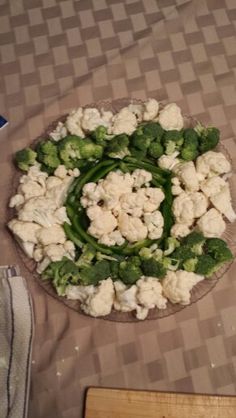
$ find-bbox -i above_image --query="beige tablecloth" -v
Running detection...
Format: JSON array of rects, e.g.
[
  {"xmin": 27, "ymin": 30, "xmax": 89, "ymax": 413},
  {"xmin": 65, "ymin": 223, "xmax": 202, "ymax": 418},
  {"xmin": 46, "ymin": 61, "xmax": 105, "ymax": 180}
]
[{"xmin": 1, "ymin": 1, "xmax": 236, "ymax": 417}]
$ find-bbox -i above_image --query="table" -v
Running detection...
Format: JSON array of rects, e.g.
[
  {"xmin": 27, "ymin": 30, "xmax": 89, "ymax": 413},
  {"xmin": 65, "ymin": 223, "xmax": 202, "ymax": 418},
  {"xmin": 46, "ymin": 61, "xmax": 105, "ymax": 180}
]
[{"xmin": 1, "ymin": 1, "xmax": 236, "ymax": 417}]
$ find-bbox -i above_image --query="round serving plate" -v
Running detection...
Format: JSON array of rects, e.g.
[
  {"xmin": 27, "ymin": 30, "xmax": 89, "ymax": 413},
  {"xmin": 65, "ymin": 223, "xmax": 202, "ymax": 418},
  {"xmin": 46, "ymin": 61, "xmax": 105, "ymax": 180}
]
[{"xmin": 9, "ymin": 98, "xmax": 236, "ymax": 322}]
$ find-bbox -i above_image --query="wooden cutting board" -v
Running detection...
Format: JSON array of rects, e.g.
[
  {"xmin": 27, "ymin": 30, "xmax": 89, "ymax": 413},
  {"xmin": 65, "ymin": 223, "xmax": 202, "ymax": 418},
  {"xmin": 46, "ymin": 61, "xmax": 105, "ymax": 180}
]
[{"xmin": 85, "ymin": 388, "xmax": 236, "ymax": 418}]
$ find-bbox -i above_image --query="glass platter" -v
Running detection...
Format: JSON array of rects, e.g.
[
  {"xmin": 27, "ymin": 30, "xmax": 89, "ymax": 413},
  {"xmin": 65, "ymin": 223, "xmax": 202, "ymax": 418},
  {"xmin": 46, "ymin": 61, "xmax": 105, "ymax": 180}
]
[{"xmin": 9, "ymin": 98, "xmax": 236, "ymax": 322}]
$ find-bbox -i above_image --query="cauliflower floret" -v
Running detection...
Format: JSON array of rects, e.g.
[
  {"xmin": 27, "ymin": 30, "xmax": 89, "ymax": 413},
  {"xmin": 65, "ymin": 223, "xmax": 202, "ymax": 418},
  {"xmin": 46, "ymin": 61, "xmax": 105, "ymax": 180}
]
[
  {"xmin": 173, "ymin": 161, "xmax": 199, "ymax": 192},
  {"xmin": 196, "ymin": 151, "xmax": 231, "ymax": 178},
  {"xmin": 144, "ymin": 187, "xmax": 165, "ymax": 212},
  {"xmin": 114, "ymin": 281, "xmax": 138, "ymax": 312},
  {"xmin": 8, "ymin": 219, "xmax": 41, "ymax": 243},
  {"xmin": 210, "ymin": 186, "xmax": 236, "ymax": 223},
  {"xmin": 172, "ymin": 192, "xmax": 194, "ymax": 225},
  {"xmin": 50, "ymin": 121, "xmax": 67, "ymax": 142},
  {"xmin": 136, "ymin": 277, "xmax": 167, "ymax": 309},
  {"xmin": 18, "ymin": 179, "xmax": 46, "ymax": 200},
  {"xmin": 43, "ymin": 244, "xmax": 68, "ymax": 262},
  {"xmin": 143, "ymin": 98, "xmax": 159, "ymax": 121},
  {"xmin": 162, "ymin": 270, "xmax": 204, "ymax": 305},
  {"xmin": 171, "ymin": 223, "xmax": 191, "ymax": 238},
  {"xmin": 46, "ymin": 175, "xmax": 74, "ymax": 207},
  {"xmin": 54, "ymin": 207, "xmax": 70, "ymax": 224},
  {"xmin": 99, "ymin": 230, "xmax": 125, "ymax": 246},
  {"xmin": 127, "ymin": 103, "xmax": 144, "ymax": 122},
  {"xmin": 54, "ymin": 165, "xmax": 68, "ymax": 179},
  {"xmin": 197, "ymin": 208, "xmax": 226, "ymax": 237},
  {"xmin": 66, "ymin": 107, "xmax": 85, "ymax": 137},
  {"xmin": 158, "ymin": 103, "xmax": 184, "ymax": 131},
  {"xmin": 200, "ymin": 176, "xmax": 227, "ymax": 197},
  {"xmin": 33, "ymin": 246, "xmax": 44, "ymax": 262},
  {"xmin": 64, "ymin": 240, "xmax": 76, "ymax": 256},
  {"xmin": 88, "ymin": 211, "xmax": 117, "ymax": 239},
  {"xmin": 18, "ymin": 197, "xmax": 58, "ymax": 227},
  {"xmin": 120, "ymin": 192, "xmax": 144, "ymax": 217},
  {"xmin": 143, "ymin": 211, "xmax": 164, "ymax": 239},
  {"xmin": 36, "ymin": 225, "xmax": 66, "ymax": 245},
  {"xmin": 118, "ymin": 213, "xmax": 148, "ymax": 242},
  {"xmin": 111, "ymin": 107, "xmax": 137, "ymax": 135},
  {"xmin": 68, "ymin": 167, "xmax": 80, "ymax": 177},
  {"xmin": 9, "ymin": 194, "xmax": 25, "ymax": 208},
  {"xmin": 81, "ymin": 182, "xmax": 103, "ymax": 208},
  {"xmin": 22, "ymin": 164, "xmax": 48, "ymax": 182},
  {"xmin": 190, "ymin": 192, "xmax": 208, "ymax": 218},
  {"xmin": 18, "ymin": 241, "xmax": 35, "ymax": 258},
  {"xmin": 171, "ymin": 185, "xmax": 183, "ymax": 195},
  {"xmin": 46, "ymin": 176, "xmax": 63, "ymax": 189},
  {"xmin": 36, "ymin": 257, "xmax": 51, "ymax": 274},
  {"xmin": 101, "ymin": 109, "xmax": 113, "ymax": 124},
  {"xmin": 81, "ymin": 278, "xmax": 115, "ymax": 317},
  {"xmin": 81, "ymin": 108, "xmax": 109, "ymax": 132},
  {"xmin": 158, "ymin": 151, "xmax": 180, "ymax": 170},
  {"xmin": 132, "ymin": 169, "xmax": 152, "ymax": 188},
  {"xmin": 65, "ymin": 284, "xmax": 95, "ymax": 301}
]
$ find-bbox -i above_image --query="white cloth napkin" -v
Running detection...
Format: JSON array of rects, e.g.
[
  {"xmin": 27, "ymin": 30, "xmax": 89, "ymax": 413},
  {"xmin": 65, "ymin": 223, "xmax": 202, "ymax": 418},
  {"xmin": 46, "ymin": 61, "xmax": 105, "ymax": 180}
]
[{"xmin": 0, "ymin": 266, "xmax": 34, "ymax": 418}]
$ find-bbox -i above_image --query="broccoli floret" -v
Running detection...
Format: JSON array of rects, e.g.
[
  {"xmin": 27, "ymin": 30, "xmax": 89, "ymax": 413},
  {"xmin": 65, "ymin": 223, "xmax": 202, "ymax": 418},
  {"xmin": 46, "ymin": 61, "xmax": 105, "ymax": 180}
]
[
  {"xmin": 205, "ymin": 238, "xmax": 233, "ymax": 263},
  {"xmin": 36, "ymin": 140, "xmax": 61, "ymax": 169},
  {"xmin": 183, "ymin": 231, "xmax": 206, "ymax": 255},
  {"xmin": 183, "ymin": 257, "xmax": 198, "ymax": 272},
  {"xmin": 142, "ymin": 122, "xmax": 164, "ymax": 140},
  {"xmin": 148, "ymin": 141, "xmax": 164, "ymax": 158},
  {"xmin": 195, "ymin": 124, "xmax": 220, "ymax": 153},
  {"xmin": 79, "ymin": 260, "xmax": 111, "ymax": 285},
  {"xmin": 195, "ymin": 254, "xmax": 219, "ymax": 277},
  {"xmin": 183, "ymin": 128, "xmax": 199, "ymax": 148},
  {"xmin": 129, "ymin": 147, "xmax": 147, "ymax": 159},
  {"xmin": 119, "ymin": 259, "xmax": 142, "ymax": 285},
  {"xmin": 161, "ymin": 256, "xmax": 179, "ymax": 271},
  {"xmin": 106, "ymin": 134, "xmax": 130, "ymax": 159},
  {"xmin": 91, "ymin": 125, "xmax": 109, "ymax": 146},
  {"xmin": 164, "ymin": 237, "xmax": 180, "ymax": 256},
  {"xmin": 162, "ymin": 130, "xmax": 184, "ymax": 155},
  {"xmin": 59, "ymin": 135, "xmax": 103, "ymax": 167},
  {"xmin": 139, "ymin": 247, "xmax": 152, "ymax": 259},
  {"xmin": 131, "ymin": 129, "xmax": 152, "ymax": 151},
  {"xmin": 15, "ymin": 147, "xmax": 37, "ymax": 172},
  {"xmin": 76, "ymin": 244, "xmax": 96, "ymax": 268},
  {"xmin": 109, "ymin": 260, "xmax": 119, "ymax": 280},
  {"xmin": 80, "ymin": 138, "xmax": 103, "ymax": 160},
  {"xmin": 171, "ymin": 245, "xmax": 196, "ymax": 264},
  {"xmin": 141, "ymin": 258, "xmax": 166, "ymax": 279},
  {"xmin": 42, "ymin": 257, "xmax": 80, "ymax": 296},
  {"xmin": 181, "ymin": 147, "xmax": 199, "ymax": 161}
]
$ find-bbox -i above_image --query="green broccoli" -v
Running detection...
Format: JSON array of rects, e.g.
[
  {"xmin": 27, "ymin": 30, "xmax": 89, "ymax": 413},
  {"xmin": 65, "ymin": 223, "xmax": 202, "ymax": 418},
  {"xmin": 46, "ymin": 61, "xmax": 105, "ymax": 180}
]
[
  {"xmin": 171, "ymin": 245, "xmax": 196, "ymax": 265},
  {"xmin": 183, "ymin": 257, "xmax": 198, "ymax": 272},
  {"xmin": 183, "ymin": 128, "xmax": 199, "ymax": 148},
  {"xmin": 180, "ymin": 147, "xmax": 199, "ymax": 161},
  {"xmin": 183, "ymin": 231, "xmax": 206, "ymax": 255},
  {"xmin": 161, "ymin": 256, "xmax": 179, "ymax": 271},
  {"xmin": 42, "ymin": 257, "xmax": 80, "ymax": 296},
  {"xmin": 76, "ymin": 244, "xmax": 96, "ymax": 268},
  {"xmin": 142, "ymin": 122, "xmax": 164, "ymax": 140},
  {"xmin": 59, "ymin": 135, "xmax": 103, "ymax": 168},
  {"xmin": 141, "ymin": 258, "xmax": 166, "ymax": 279},
  {"xmin": 195, "ymin": 124, "xmax": 220, "ymax": 153},
  {"xmin": 131, "ymin": 128, "xmax": 152, "ymax": 151},
  {"xmin": 162, "ymin": 130, "xmax": 184, "ymax": 155},
  {"xmin": 119, "ymin": 259, "xmax": 142, "ymax": 284},
  {"xmin": 205, "ymin": 238, "xmax": 233, "ymax": 263},
  {"xmin": 106, "ymin": 134, "xmax": 130, "ymax": 159},
  {"xmin": 164, "ymin": 237, "xmax": 180, "ymax": 256},
  {"xmin": 80, "ymin": 138, "xmax": 103, "ymax": 160},
  {"xmin": 15, "ymin": 147, "xmax": 37, "ymax": 171},
  {"xmin": 36, "ymin": 140, "xmax": 61, "ymax": 170},
  {"xmin": 79, "ymin": 260, "xmax": 111, "ymax": 285},
  {"xmin": 129, "ymin": 147, "xmax": 147, "ymax": 159},
  {"xmin": 195, "ymin": 254, "xmax": 219, "ymax": 277},
  {"xmin": 91, "ymin": 125, "xmax": 111, "ymax": 146},
  {"xmin": 148, "ymin": 141, "xmax": 164, "ymax": 158},
  {"xmin": 139, "ymin": 247, "xmax": 153, "ymax": 259},
  {"xmin": 109, "ymin": 260, "xmax": 119, "ymax": 280}
]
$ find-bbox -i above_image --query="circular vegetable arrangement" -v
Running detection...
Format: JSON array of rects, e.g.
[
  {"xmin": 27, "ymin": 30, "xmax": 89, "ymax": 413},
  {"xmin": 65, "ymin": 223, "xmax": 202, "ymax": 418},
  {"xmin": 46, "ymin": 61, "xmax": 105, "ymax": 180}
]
[{"xmin": 8, "ymin": 99, "xmax": 236, "ymax": 320}]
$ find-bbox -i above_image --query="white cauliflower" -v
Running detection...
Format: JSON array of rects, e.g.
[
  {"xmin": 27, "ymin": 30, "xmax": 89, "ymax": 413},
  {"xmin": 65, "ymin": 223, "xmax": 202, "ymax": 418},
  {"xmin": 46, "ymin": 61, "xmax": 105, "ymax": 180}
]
[
  {"xmin": 54, "ymin": 207, "xmax": 70, "ymax": 224},
  {"xmin": 162, "ymin": 270, "xmax": 204, "ymax": 305},
  {"xmin": 111, "ymin": 107, "xmax": 137, "ymax": 135},
  {"xmin": 65, "ymin": 284, "xmax": 95, "ymax": 301},
  {"xmin": 171, "ymin": 223, "xmax": 191, "ymax": 238},
  {"xmin": 19, "ymin": 241, "xmax": 35, "ymax": 258},
  {"xmin": 132, "ymin": 169, "xmax": 152, "ymax": 188},
  {"xmin": 143, "ymin": 98, "xmax": 159, "ymax": 121},
  {"xmin": 196, "ymin": 151, "xmax": 231, "ymax": 178},
  {"xmin": 81, "ymin": 278, "xmax": 115, "ymax": 317},
  {"xmin": 8, "ymin": 219, "xmax": 41, "ymax": 243},
  {"xmin": 46, "ymin": 175, "xmax": 73, "ymax": 207},
  {"xmin": 197, "ymin": 208, "xmax": 226, "ymax": 237},
  {"xmin": 33, "ymin": 246, "xmax": 44, "ymax": 262},
  {"xmin": 99, "ymin": 230, "xmax": 125, "ymax": 246},
  {"xmin": 158, "ymin": 151, "xmax": 180, "ymax": 170},
  {"xmin": 172, "ymin": 192, "xmax": 194, "ymax": 225},
  {"xmin": 36, "ymin": 225, "xmax": 66, "ymax": 245},
  {"xmin": 158, "ymin": 103, "xmax": 184, "ymax": 131},
  {"xmin": 18, "ymin": 197, "xmax": 58, "ymax": 227},
  {"xmin": 210, "ymin": 186, "xmax": 236, "ymax": 223},
  {"xmin": 143, "ymin": 211, "xmax": 164, "ymax": 239},
  {"xmin": 54, "ymin": 165, "xmax": 68, "ymax": 179},
  {"xmin": 88, "ymin": 211, "xmax": 117, "ymax": 239},
  {"xmin": 143, "ymin": 187, "xmax": 165, "ymax": 212},
  {"xmin": 114, "ymin": 281, "xmax": 138, "ymax": 312},
  {"xmin": 81, "ymin": 108, "xmax": 111, "ymax": 132},
  {"xmin": 136, "ymin": 277, "xmax": 167, "ymax": 309},
  {"xmin": 173, "ymin": 161, "xmax": 199, "ymax": 192},
  {"xmin": 118, "ymin": 213, "xmax": 148, "ymax": 242},
  {"xmin": 190, "ymin": 192, "xmax": 208, "ymax": 218},
  {"xmin": 200, "ymin": 176, "xmax": 227, "ymax": 197},
  {"xmin": 9, "ymin": 194, "xmax": 25, "ymax": 208},
  {"xmin": 127, "ymin": 103, "xmax": 144, "ymax": 122},
  {"xmin": 36, "ymin": 257, "xmax": 51, "ymax": 274},
  {"xmin": 66, "ymin": 107, "xmax": 85, "ymax": 137},
  {"xmin": 120, "ymin": 191, "xmax": 145, "ymax": 217},
  {"xmin": 50, "ymin": 121, "xmax": 67, "ymax": 142},
  {"xmin": 43, "ymin": 242, "xmax": 75, "ymax": 262}
]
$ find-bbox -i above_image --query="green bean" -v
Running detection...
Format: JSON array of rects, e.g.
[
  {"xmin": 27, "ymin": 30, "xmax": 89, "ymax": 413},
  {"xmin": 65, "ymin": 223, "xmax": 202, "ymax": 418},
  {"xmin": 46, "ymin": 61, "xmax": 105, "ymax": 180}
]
[{"xmin": 63, "ymin": 222, "xmax": 84, "ymax": 248}]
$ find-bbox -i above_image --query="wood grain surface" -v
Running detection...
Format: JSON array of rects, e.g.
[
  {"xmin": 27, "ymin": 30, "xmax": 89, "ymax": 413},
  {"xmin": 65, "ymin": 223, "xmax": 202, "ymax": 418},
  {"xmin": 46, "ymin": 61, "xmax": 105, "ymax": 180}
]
[{"xmin": 85, "ymin": 388, "xmax": 236, "ymax": 418}]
